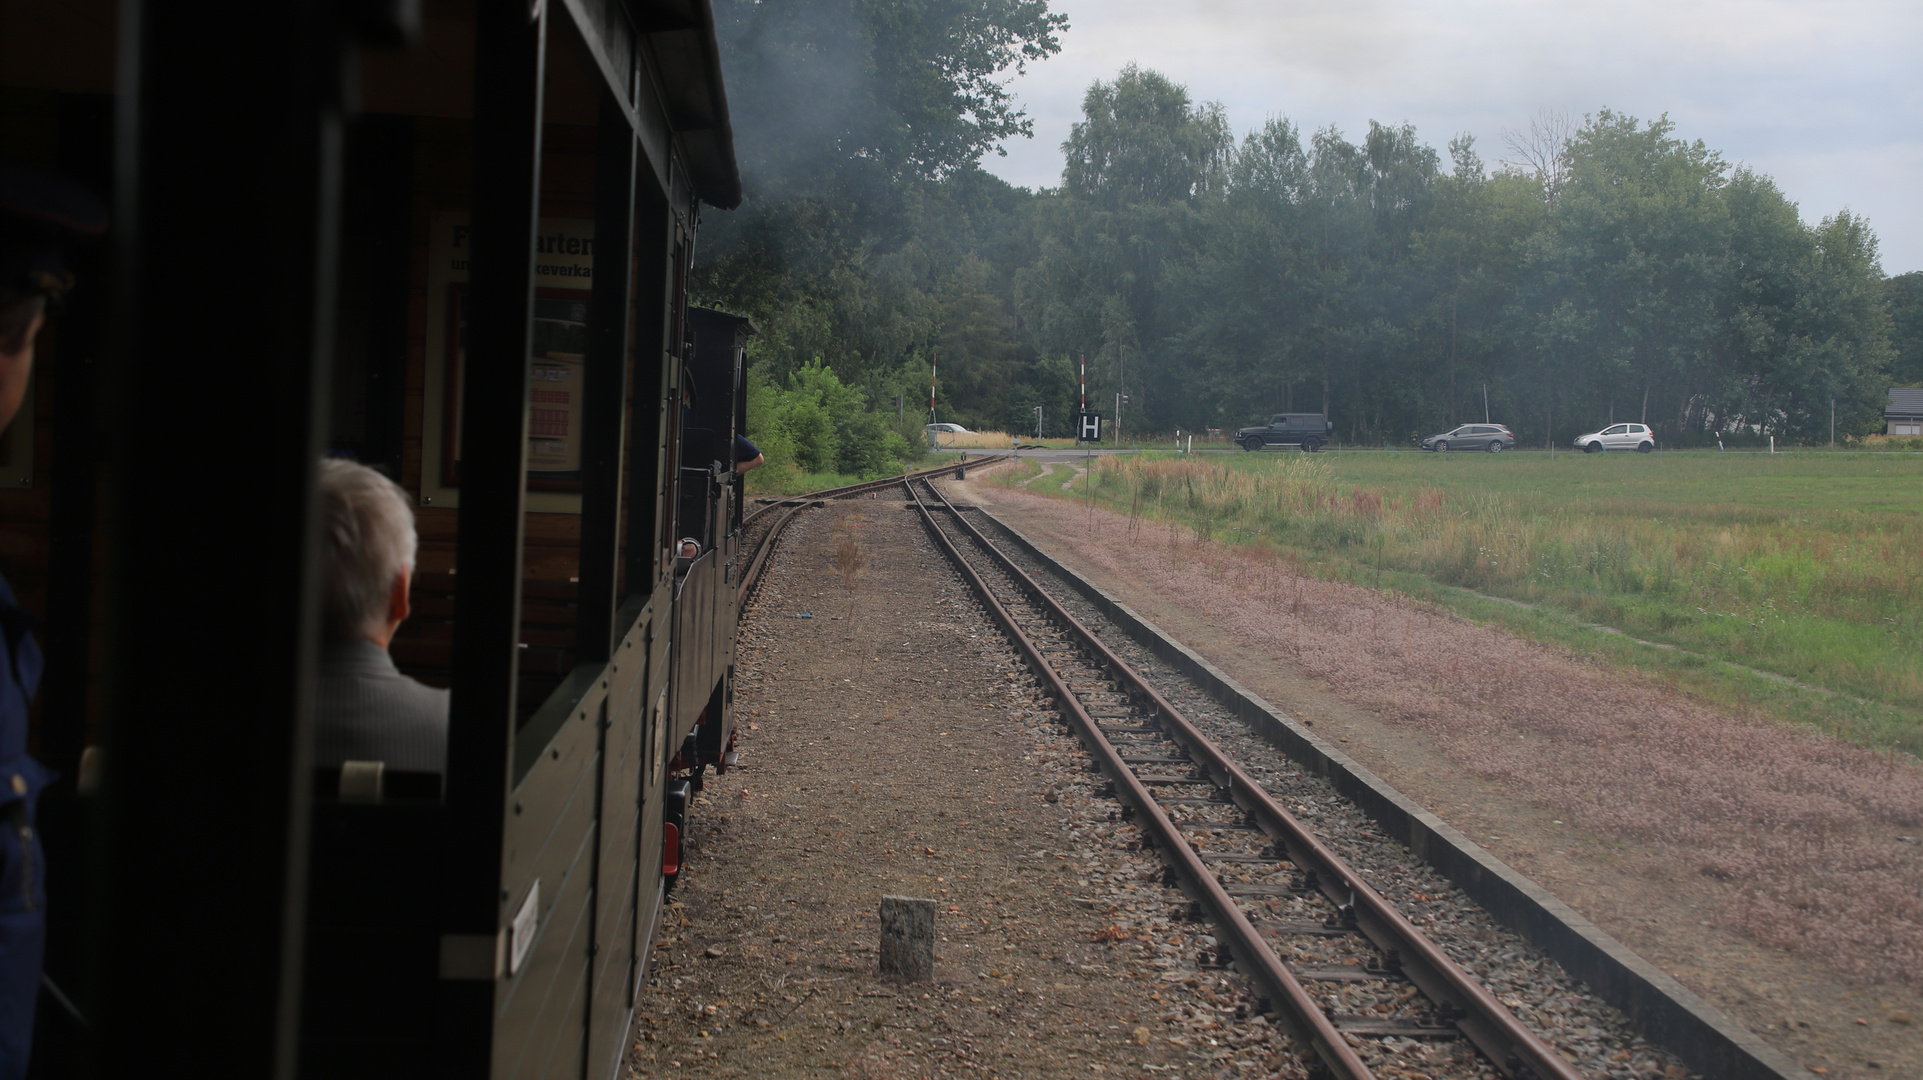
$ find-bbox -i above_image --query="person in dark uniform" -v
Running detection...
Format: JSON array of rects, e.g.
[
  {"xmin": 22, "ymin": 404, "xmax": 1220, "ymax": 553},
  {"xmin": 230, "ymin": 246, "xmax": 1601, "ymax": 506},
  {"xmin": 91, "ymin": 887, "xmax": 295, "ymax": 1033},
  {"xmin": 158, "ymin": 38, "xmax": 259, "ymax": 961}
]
[
  {"xmin": 733, "ymin": 432, "xmax": 763, "ymax": 474},
  {"xmin": 0, "ymin": 160, "xmax": 106, "ymax": 1078}
]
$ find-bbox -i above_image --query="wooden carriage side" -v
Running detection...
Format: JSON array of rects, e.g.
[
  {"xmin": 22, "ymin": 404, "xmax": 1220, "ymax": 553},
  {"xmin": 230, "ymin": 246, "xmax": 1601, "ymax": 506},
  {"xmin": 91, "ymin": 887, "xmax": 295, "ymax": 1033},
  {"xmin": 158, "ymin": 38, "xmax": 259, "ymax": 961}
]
[{"xmin": 0, "ymin": 1, "xmax": 743, "ymax": 1077}]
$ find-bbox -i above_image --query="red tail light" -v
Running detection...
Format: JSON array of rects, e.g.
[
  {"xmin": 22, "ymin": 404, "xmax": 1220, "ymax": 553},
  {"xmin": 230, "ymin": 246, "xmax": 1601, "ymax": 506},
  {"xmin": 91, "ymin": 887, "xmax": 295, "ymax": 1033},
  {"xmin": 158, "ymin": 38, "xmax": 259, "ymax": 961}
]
[{"xmin": 662, "ymin": 823, "xmax": 681, "ymax": 876}]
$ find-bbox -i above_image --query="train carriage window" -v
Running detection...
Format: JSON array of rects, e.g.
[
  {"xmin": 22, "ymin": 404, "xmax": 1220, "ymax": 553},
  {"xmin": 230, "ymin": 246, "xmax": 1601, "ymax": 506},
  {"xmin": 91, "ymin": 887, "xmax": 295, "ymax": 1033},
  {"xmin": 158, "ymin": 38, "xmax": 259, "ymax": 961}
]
[
  {"xmin": 436, "ymin": 281, "xmax": 596, "ymax": 492},
  {"xmin": 368, "ymin": 96, "xmax": 615, "ymax": 736},
  {"xmin": 506, "ymin": 113, "xmax": 601, "ymax": 732}
]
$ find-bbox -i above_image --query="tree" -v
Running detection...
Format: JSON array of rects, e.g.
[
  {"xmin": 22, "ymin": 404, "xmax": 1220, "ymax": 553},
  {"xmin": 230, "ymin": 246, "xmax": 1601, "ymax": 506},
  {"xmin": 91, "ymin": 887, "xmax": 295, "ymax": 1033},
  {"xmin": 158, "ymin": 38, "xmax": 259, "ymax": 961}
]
[
  {"xmin": 718, "ymin": 0, "xmax": 1068, "ymax": 195},
  {"xmin": 709, "ymin": 30, "xmax": 1898, "ymax": 448},
  {"xmin": 1498, "ymin": 109, "xmax": 1576, "ymax": 205},
  {"xmin": 699, "ymin": 0, "xmax": 1065, "ymax": 440},
  {"xmin": 1404, "ymin": 141, "xmax": 1542, "ymax": 433},
  {"xmin": 1888, "ymin": 272, "xmax": 1923, "ymax": 387},
  {"xmin": 1160, "ymin": 118, "xmax": 1317, "ymax": 427},
  {"xmin": 1523, "ymin": 111, "xmax": 1731, "ymax": 433},
  {"xmin": 1022, "ymin": 66, "xmax": 1232, "ymax": 429},
  {"xmin": 1061, "ymin": 65, "xmax": 1231, "ymax": 210}
]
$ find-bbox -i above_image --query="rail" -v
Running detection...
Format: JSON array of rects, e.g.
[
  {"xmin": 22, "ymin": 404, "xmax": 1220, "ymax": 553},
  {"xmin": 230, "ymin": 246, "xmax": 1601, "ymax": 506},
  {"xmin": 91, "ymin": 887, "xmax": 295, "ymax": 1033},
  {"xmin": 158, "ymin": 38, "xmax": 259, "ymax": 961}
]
[
  {"xmin": 908, "ymin": 476, "xmax": 1585, "ymax": 1080},
  {"xmin": 741, "ymin": 455, "xmax": 1012, "ymax": 529}
]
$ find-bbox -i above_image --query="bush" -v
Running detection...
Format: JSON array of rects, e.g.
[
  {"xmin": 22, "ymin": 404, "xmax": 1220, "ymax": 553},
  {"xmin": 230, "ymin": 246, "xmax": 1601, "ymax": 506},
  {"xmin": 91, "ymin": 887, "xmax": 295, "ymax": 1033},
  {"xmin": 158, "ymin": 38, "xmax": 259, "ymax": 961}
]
[{"xmin": 744, "ymin": 359, "xmax": 921, "ymax": 489}]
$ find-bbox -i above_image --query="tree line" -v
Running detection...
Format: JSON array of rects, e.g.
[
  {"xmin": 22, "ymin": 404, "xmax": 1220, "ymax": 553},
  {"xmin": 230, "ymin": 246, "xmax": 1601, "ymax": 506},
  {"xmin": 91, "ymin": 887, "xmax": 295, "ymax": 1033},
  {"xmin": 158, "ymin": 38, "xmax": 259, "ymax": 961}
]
[{"xmin": 698, "ymin": 1, "xmax": 1921, "ymax": 447}]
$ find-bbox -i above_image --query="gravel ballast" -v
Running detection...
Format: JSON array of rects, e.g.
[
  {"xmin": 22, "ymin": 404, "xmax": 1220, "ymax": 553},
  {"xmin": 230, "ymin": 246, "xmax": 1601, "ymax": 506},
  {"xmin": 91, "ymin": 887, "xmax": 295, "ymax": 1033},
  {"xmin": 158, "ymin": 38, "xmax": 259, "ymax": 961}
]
[
  {"xmin": 632, "ymin": 502, "xmax": 1310, "ymax": 1078},
  {"xmin": 630, "ymin": 491, "xmax": 1714, "ymax": 1079}
]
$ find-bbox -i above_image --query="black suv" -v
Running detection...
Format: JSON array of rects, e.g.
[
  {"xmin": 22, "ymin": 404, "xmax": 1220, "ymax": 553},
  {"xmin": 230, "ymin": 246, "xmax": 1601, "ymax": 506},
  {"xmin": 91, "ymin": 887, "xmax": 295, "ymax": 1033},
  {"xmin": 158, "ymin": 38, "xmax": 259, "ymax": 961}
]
[{"xmin": 1236, "ymin": 413, "xmax": 1333, "ymax": 452}]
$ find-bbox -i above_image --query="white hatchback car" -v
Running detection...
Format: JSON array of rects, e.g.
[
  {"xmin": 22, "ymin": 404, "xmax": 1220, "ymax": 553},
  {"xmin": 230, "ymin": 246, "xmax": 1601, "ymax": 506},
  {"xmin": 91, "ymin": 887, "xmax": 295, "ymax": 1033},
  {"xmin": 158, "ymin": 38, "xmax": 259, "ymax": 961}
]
[{"xmin": 1573, "ymin": 423, "xmax": 1655, "ymax": 453}]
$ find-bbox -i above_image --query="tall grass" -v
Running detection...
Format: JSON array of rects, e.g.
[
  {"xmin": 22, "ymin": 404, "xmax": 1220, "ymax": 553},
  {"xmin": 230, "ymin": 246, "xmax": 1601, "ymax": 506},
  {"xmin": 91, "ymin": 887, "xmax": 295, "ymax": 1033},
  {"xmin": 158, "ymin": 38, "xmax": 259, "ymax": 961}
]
[
  {"xmin": 1073, "ymin": 452, "xmax": 1923, "ymax": 731},
  {"xmin": 1859, "ymin": 434, "xmax": 1923, "ymax": 451},
  {"xmin": 934, "ymin": 428, "xmax": 1024, "ymax": 449}
]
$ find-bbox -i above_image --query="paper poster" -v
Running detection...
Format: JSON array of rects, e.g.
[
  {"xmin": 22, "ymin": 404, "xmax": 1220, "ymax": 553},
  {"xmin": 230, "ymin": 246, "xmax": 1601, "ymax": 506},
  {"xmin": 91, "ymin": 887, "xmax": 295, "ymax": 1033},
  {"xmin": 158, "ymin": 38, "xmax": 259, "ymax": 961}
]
[{"xmin": 423, "ymin": 212, "xmax": 596, "ymax": 507}]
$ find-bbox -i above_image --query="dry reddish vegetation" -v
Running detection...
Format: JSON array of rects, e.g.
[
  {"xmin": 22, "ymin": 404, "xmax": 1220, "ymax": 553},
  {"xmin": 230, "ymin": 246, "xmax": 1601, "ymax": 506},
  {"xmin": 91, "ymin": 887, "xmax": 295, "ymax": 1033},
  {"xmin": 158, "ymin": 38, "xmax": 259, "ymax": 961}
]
[{"xmin": 984, "ymin": 487, "xmax": 1923, "ymax": 989}]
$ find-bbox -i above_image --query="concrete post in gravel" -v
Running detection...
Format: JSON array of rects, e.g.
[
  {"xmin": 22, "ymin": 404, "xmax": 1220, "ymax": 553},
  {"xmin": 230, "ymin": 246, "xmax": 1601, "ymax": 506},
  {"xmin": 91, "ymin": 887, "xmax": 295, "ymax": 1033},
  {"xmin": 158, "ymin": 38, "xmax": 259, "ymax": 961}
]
[{"xmin": 878, "ymin": 895, "xmax": 936, "ymax": 981}]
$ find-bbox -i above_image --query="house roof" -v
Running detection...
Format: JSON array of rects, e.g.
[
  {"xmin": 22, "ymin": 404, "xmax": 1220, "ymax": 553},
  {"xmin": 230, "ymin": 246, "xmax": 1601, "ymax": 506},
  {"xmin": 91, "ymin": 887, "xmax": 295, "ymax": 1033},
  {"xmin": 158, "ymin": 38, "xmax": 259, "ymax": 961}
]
[{"xmin": 1889, "ymin": 387, "xmax": 1923, "ymax": 418}]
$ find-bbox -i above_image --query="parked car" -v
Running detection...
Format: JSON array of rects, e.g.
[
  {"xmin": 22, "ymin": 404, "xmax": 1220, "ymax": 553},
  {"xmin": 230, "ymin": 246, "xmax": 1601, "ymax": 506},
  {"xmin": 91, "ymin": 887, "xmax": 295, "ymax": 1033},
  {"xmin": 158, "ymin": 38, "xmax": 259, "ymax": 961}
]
[
  {"xmin": 1236, "ymin": 413, "xmax": 1333, "ymax": 452},
  {"xmin": 925, "ymin": 422, "xmax": 972, "ymax": 435},
  {"xmin": 1572, "ymin": 423, "xmax": 1655, "ymax": 453},
  {"xmin": 1419, "ymin": 423, "xmax": 1515, "ymax": 453}
]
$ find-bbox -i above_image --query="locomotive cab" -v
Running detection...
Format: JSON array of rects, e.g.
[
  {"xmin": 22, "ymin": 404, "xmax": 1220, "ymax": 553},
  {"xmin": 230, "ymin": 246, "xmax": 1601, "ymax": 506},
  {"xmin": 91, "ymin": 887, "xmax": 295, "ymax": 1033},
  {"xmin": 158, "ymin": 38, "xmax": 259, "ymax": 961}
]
[{"xmin": 670, "ymin": 309, "xmax": 756, "ymax": 784}]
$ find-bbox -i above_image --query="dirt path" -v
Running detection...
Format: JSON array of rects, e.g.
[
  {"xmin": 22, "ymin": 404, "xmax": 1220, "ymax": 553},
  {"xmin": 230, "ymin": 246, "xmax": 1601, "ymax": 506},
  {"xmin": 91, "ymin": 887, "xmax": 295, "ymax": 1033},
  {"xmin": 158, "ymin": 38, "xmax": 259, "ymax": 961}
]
[
  {"xmin": 963, "ymin": 480, "xmax": 1923, "ymax": 1079},
  {"xmin": 1018, "ymin": 461, "xmax": 1088, "ymax": 492},
  {"xmin": 631, "ymin": 502, "xmax": 1307, "ymax": 1079}
]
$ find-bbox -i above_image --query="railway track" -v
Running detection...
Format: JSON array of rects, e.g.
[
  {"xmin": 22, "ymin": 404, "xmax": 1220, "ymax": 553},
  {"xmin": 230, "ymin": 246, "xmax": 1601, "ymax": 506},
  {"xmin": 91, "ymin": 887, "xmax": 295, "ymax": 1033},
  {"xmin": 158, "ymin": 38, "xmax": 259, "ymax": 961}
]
[
  {"xmin": 732, "ymin": 455, "xmax": 1012, "ymax": 607},
  {"xmin": 908, "ymin": 477, "xmax": 1586, "ymax": 1080}
]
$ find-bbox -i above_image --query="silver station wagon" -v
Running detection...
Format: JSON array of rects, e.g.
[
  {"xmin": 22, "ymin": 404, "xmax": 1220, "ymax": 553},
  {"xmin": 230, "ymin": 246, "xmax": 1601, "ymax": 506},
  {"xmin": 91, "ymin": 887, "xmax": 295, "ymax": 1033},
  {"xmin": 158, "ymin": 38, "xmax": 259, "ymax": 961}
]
[{"xmin": 1419, "ymin": 424, "xmax": 1515, "ymax": 453}]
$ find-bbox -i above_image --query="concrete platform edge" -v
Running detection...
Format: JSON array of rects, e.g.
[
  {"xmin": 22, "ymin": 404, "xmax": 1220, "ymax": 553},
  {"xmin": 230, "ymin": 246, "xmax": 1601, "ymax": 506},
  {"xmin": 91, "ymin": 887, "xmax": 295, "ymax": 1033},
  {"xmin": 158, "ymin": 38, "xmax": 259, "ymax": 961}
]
[{"xmin": 976, "ymin": 505, "xmax": 1809, "ymax": 1080}]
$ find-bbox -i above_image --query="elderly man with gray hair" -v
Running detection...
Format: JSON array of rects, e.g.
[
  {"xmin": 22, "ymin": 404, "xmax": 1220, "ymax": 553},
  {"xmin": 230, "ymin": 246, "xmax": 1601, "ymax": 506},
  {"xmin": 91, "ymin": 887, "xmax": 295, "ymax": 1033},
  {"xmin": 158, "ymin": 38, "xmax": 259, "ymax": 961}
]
[{"xmin": 314, "ymin": 458, "xmax": 448, "ymax": 773}]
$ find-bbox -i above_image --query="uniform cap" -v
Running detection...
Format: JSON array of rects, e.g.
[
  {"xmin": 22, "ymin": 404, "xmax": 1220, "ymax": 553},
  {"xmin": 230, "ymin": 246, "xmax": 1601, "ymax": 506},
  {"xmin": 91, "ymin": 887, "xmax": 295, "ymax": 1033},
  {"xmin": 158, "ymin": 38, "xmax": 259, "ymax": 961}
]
[{"xmin": 0, "ymin": 160, "xmax": 108, "ymax": 294}]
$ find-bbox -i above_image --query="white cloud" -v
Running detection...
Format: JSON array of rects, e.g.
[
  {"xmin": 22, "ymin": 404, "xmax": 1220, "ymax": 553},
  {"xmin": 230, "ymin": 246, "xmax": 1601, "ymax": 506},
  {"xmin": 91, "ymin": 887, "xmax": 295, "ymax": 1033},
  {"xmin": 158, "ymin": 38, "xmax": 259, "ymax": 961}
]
[{"xmin": 983, "ymin": 0, "xmax": 1923, "ymax": 272}]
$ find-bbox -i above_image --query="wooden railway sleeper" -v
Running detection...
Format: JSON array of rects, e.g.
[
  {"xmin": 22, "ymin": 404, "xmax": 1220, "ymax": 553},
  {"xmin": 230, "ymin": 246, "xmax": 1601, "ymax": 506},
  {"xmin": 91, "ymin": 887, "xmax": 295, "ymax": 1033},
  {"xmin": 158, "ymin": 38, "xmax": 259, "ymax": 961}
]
[{"xmin": 918, "ymin": 480, "xmax": 1585, "ymax": 1080}]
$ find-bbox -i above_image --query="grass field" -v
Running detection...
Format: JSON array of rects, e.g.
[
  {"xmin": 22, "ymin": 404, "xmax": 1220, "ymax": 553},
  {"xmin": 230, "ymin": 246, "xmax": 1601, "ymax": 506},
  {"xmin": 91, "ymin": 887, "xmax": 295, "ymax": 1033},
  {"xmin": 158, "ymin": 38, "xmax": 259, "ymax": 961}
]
[{"xmin": 1020, "ymin": 449, "xmax": 1923, "ymax": 754}]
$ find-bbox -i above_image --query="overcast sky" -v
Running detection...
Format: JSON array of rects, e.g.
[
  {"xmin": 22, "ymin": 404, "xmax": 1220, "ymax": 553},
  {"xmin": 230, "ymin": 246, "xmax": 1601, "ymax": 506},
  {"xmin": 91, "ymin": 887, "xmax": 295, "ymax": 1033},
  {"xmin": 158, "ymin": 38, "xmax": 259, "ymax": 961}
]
[{"xmin": 977, "ymin": 0, "xmax": 1923, "ymax": 274}]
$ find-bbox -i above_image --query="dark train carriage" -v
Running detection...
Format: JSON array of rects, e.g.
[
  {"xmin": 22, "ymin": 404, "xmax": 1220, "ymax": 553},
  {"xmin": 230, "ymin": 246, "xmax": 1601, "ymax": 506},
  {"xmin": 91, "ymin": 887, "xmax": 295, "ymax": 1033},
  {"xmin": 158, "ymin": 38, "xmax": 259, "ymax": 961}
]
[
  {"xmin": 671, "ymin": 307, "xmax": 755, "ymax": 780},
  {"xmin": 650, "ymin": 306, "xmax": 754, "ymax": 891},
  {"xmin": 0, "ymin": 1, "xmax": 747, "ymax": 1077}
]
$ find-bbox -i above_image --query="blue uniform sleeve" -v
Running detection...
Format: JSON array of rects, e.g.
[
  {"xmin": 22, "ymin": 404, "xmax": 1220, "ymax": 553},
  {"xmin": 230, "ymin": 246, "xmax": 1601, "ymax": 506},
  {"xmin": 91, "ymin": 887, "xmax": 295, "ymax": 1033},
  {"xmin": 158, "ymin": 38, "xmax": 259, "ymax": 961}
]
[
  {"xmin": 733, "ymin": 433, "xmax": 760, "ymax": 462},
  {"xmin": 0, "ymin": 573, "xmax": 45, "ymax": 1073}
]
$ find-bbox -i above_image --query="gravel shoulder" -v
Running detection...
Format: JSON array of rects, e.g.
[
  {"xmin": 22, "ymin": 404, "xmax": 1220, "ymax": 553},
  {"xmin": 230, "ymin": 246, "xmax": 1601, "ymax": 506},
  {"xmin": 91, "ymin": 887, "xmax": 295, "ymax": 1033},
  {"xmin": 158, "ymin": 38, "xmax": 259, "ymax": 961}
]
[{"xmin": 963, "ymin": 479, "xmax": 1923, "ymax": 1079}]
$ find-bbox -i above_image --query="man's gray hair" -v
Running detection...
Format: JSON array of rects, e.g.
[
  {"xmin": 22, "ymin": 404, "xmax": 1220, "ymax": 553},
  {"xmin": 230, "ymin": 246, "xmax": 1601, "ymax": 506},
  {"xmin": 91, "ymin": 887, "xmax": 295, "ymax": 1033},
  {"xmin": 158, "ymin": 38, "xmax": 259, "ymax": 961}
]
[{"xmin": 318, "ymin": 458, "xmax": 418, "ymax": 641}]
